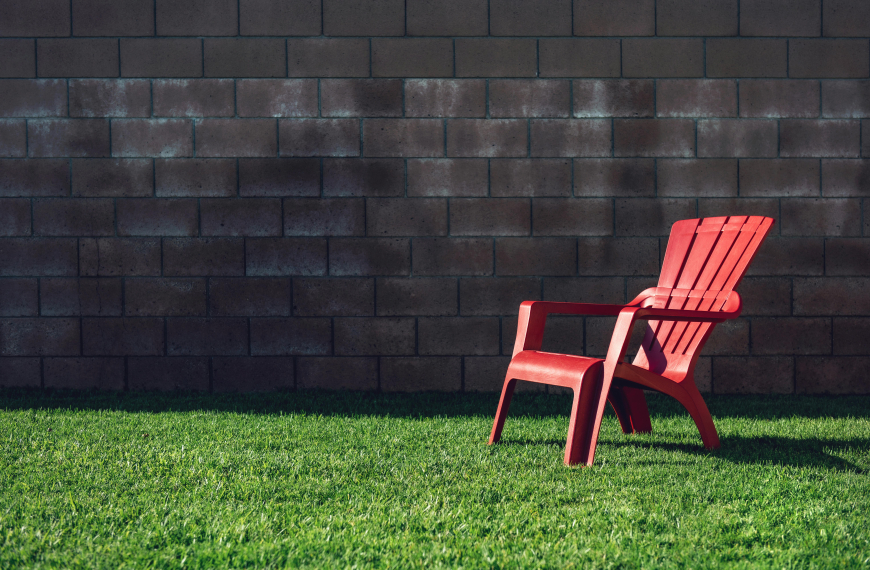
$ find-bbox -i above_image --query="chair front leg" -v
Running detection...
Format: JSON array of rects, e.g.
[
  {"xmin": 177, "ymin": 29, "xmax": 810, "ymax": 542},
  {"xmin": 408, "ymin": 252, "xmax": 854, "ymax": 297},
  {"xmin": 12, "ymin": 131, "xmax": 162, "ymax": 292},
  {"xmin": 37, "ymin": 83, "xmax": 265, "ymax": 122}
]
[{"xmin": 488, "ymin": 376, "xmax": 517, "ymax": 445}]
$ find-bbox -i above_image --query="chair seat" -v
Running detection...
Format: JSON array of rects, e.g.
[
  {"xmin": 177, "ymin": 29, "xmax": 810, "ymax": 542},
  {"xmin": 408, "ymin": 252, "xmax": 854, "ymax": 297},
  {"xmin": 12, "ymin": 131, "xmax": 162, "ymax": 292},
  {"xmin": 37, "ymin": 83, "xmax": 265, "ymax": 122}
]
[{"xmin": 508, "ymin": 351, "xmax": 604, "ymax": 390}]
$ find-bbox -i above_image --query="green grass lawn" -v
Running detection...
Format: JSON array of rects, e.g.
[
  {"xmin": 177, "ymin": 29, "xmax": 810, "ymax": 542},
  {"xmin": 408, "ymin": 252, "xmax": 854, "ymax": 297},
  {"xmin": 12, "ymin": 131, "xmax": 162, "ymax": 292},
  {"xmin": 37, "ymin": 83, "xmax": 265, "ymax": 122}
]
[{"xmin": 1, "ymin": 389, "xmax": 868, "ymax": 569}]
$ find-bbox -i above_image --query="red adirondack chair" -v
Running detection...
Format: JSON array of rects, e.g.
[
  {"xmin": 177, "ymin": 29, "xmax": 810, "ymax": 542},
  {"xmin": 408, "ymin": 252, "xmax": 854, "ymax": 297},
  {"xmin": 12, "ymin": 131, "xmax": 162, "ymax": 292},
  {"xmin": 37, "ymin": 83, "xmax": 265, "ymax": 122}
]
[{"xmin": 488, "ymin": 216, "xmax": 775, "ymax": 466}]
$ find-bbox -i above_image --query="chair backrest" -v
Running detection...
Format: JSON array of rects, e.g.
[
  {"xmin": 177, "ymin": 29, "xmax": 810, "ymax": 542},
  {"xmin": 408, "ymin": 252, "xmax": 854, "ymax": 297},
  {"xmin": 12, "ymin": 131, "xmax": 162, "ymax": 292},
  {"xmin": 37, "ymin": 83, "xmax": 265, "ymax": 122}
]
[{"xmin": 633, "ymin": 216, "xmax": 775, "ymax": 377}]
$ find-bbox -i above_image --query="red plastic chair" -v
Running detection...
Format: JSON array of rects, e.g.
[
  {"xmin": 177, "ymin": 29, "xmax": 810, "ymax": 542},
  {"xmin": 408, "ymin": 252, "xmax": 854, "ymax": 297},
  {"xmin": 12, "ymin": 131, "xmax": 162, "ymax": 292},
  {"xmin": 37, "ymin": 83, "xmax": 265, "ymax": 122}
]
[{"xmin": 488, "ymin": 216, "xmax": 775, "ymax": 466}]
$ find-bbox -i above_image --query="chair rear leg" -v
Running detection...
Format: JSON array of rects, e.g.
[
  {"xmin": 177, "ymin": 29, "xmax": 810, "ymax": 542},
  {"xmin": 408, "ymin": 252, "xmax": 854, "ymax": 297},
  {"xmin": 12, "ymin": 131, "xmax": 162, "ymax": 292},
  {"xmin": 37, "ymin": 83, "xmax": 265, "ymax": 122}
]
[
  {"xmin": 621, "ymin": 386, "xmax": 652, "ymax": 434},
  {"xmin": 488, "ymin": 377, "xmax": 518, "ymax": 445},
  {"xmin": 606, "ymin": 388, "xmax": 635, "ymax": 434},
  {"xmin": 674, "ymin": 381, "xmax": 720, "ymax": 449}
]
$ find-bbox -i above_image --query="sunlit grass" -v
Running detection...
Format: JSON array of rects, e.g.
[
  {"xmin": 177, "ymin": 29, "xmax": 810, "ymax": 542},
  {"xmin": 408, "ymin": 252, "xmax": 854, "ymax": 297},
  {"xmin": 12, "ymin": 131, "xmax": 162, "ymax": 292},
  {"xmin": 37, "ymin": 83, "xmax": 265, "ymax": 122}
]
[{"xmin": 1, "ymin": 390, "xmax": 868, "ymax": 569}]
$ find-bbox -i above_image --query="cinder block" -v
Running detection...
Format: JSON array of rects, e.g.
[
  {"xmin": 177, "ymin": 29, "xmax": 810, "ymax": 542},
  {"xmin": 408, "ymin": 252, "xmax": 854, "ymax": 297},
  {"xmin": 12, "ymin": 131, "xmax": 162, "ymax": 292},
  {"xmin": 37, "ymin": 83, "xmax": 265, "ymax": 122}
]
[
  {"xmin": 703, "ymin": 319, "xmax": 752, "ymax": 356},
  {"xmin": 0, "ymin": 358, "xmax": 41, "ymax": 388},
  {"xmin": 293, "ymin": 277, "xmax": 374, "ymax": 316},
  {"xmin": 82, "ymin": 318, "xmax": 164, "ymax": 356},
  {"xmin": 0, "ymin": 39, "xmax": 35, "ymax": 78},
  {"xmin": 127, "ymin": 357, "xmax": 209, "ymax": 391},
  {"xmin": 121, "ymin": 39, "xmax": 202, "ymax": 78},
  {"xmin": 0, "ymin": 198, "xmax": 31, "ymax": 236},
  {"xmin": 530, "ymin": 119, "xmax": 610, "ymax": 158},
  {"xmin": 738, "ymin": 277, "xmax": 792, "ymax": 316},
  {"xmin": 573, "ymin": 0, "xmax": 654, "ymax": 36},
  {"xmin": 405, "ymin": 79, "xmax": 485, "ymax": 118},
  {"xmin": 162, "ymin": 237, "xmax": 244, "ymax": 276},
  {"xmin": 697, "ymin": 119, "xmax": 778, "ymax": 157},
  {"xmin": 80, "ymin": 238, "xmax": 161, "ymax": 276},
  {"xmin": 822, "ymin": 159, "xmax": 870, "ymax": 196},
  {"xmin": 822, "ymin": 81, "xmax": 870, "ymax": 119},
  {"xmin": 833, "ymin": 317, "xmax": 870, "ymax": 354},
  {"xmin": 657, "ymin": 80, "xmax": 737, "ymax": 118},
  {"xmin": 574, "ymin": 158, "xmax": 655, "ymax": 197},
  {"xmin": 780, "ymin": 119, "xmax": 860, "ymax": 157},
  {"xmin": 752, "ymin": 317, "xmax": 831, "ymax": 355},
  {"xmin": 279, "ymin": 119, "xmax": 359, "ymax": 157},
  {"xmin": 622, "ymin": 39, "xmax": 703, "ymax": 78},
  {"xmin": 124, "ymin": 278, "xmax": 207, "ymax": 316},
  {"xmin": 195, "ymin": 119, "xmax": 277, "ymax": 158},
  {"xmin": 406, "ymin": 0, "xmax": 488, "ymax": 36},
  {"xmin": 614, "ymin": 119, "xmax": 695, "ymax": 158},
  {"xmin": 44, "ymin": 358, "xmax": 125, "ymax": 390},
  {"xmin": 237, "ymin": 80, "xmax": 317, "ymax": 118},
  {"xmin": 0, "ymin": 0, "xmax": 70, "ymax": 37},
  {"xmin": 539, "ymin": 39, "xmax": 620, "ymax": 78},
  {"xmin": 656, "ymin": 0, "xmax": 737, "ymax": 36},
  {"xmin": 0, "ymin": 79, "xmax": 67, "ymax": 117},
  {"xmin": 204, "ymin": 39, "xmax": 286, "ymax": 78},
  {"xmin": 329, "ymin": 238, "xmax": 410, "ymax": 276},
  {"xmin": 446, "ymin": 120, "xmax": 527, "ymax": 158},
  {"xmin": 577, "ymin": 237, "xmax": 660, "ymax": 276},
  {"xmin": 490, "ymin": 0, "xmax": 571, "ymax": 35},
  {"xmin": 585, "ymin": 316, "xmax": 644, "ymax": 357},
  {"xmin": 245, "ymin": 237, "xmax": 328, "ymax": 276},
  {"xmin": 112, "ymin": 119, "xmax": 193, "ymax": 158},
  {"xmin": 240, "ymin": 0, "xmax": 320, "ymax": 35},
  {"xmin": 796, "ymin": 357, "xmax": 870, "ymax": 394},
  {"xmin": 212, "ymin": 357, "xmax": 295, "ymax": 392},
  {"xmin": 322, "ymin": 159, "xmax": 404, "ymax": 197},
  {"xmin": 156, "ymin": 0, "xmax": 237, "ymax": 36},
  {"xmin": 739, "ymin": 80, "xmax": 820, "ymax": 118},
  {"xmin": 40, "ymin": 277, "xmax": 123, "ymax": 316},
  {"xmin": 543, "ymin": 276, "xmax": 625, "ymax": 304},
  {"xmin": 167, "ymin": 317, "xmax": 248, "ymax": 356},
  {"xmin": 464, "ymin": 356, "xmax": 518, "ymax": 392},
  {"xmin": 381, "ymin": 357, "xmax": 462, "ymax": 392},
  {"xmin": 334, "ymin": 317, "xmax": 415, "ymax": 355},
  {"xmin": 239, "ymin": 159, "xmax": 320, "ymax": 197},
  {"xmin": 532, "ymin": 199, "xmax": 612, "ymax": 236},
  {"xmin": 790, "ymin": 40, "xmax": 870, "ymax": 79},
  {"xmin": 744, "ymin": 236, "xmax": 824, "ymax": 276},
  {"xmin": 781, "ymin": 198, "xmax": 860, "ymax": 236},
  {"xmin": 491, "ymin": 159, "xmax": 571, "ymax": 197},
  {"xmin": 0, "ymin": 278, "xmax": 37, "ymax": 316},
  {"xmin": 706, "ymin": 39, "xmax": 787, "ymax": 78},
  {"xmin": 823, "ymin": 0, "xmax": 870, "ymax": 37},
  {"xmin": 363, "ymin": 119, "xmax": 444, "ymax": 158},
  {"xmin": 0, "ymin": 159, "xmax": 68, "ymax": 197},
  {"xmin": 739, "ymin": 159, "xmax": 820, "ymax": 197},
  {"xmin": 657, "ymin": 159, "xmax": 738, "ymax": 197},
  {"xmin": 573, "ymin": 80, "xmax": 654, "ymax": 118},
  {"xmin": 455, "ymin": 39, "xmax": 537, "ymax": 78},
  {"xmin": 407, "ymin": 159, "xmax": 488, "ymax": 197},
  {"xmin": 28, "ymin": 119, "xmax": 110, "ymax": 158},
  {"xmin": 412, "ymin": 238, "xmax": 493, "ymax": 276},
  {"xmin": 70, "ymin": 79, "xmax": 150, "ymax": 118},
  {"xmin": 200, "ymin": 198, "xmax": 281, "ymax": 237},
  {"xmin": 297, "ymin": 357, "xmax": 378, "ymax": 390},
  {"xmin": 740, "ymin": 0, "xmax": 820, "ymax": 36},
  {"xmin": 33, "ymin": 198, "xmax": 114, "ymax": 236},
  {"xmin": 155, "ymin": 159, "xmax": 236, "ymax": 197},
  {"xmin": 372, "ymin": 39, "xmax": 453, "ymax": 78},
  {"xmin": 284, "ymin": 198, "xmax": 364, "ymax": 236},
  {"xmin": 377, "ymin": 277, "xmax": 457, "ymax": 316},
  {"xmin": 117, "ymin": 198, "xmax": 197, "ymax": 236},
  {"xmin": 794, "ymin": 277, "xmax": 870, "ymax": 315},
  {"xmin": 366, "ymin": 198, "xmax": 447, "ymax": 236},
  {"xmin": 0, "ymin": 318, "xmax": 80, "ymax": 356},
  {"xmin": 209, "ymin": 278, "xmax": 291, "ymax": 317},
  {"xmin": 322, "ymin": 79, "xmax": 402, "ymax": 118},
  {"xmin": 37, "ymin": 39, "xmax": 119, "ymax": 78},
  {"xmin": 615, "ymin": 198, "xmax": 696, "ymax": 237},
  {"xmin": 459, "ymin": 277, "xmax": 540, "ymax": 315},
  {"xmin": 0, "ymin": 238, "xmax": 78, "ymax": 277},
  {"xmin": 153, "ymin": 79, "xmax": 234, "ymax": 117},
  {"xmin": 864, "ymin": 120, "xmax": 870, "ymax": 157},
  {"xmin": 287, "ymin": 39, "xmax": 370, "ymax": 78},
  {"xmin": 450, "ymin": 198, "xmax": 530, "ymax": 236},
  {"xmin": 323, "ymin": 0, "xmax": 405, "ymax": 36},
  {"xmin": 72, "ymin": 0, "xmax": 155, "ymax": 36},
  {"xmin": 71, "ymin": 159, "xmax": 153, "ymax": 198},
  {"xmin": 713, "ymin": 356, "xmax": 794, "ymax": 394},
  {"xmin": 495, "ymin": 237, "xmax": 577, "ymax": 276}
]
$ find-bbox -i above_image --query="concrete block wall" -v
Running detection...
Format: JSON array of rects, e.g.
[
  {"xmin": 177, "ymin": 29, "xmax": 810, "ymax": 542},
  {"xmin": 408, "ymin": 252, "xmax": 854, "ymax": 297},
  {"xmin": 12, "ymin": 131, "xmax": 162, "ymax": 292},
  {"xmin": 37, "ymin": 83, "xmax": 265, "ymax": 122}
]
[{"xmin": 0, "ymin": 0, "xmax": 868, "ymax": 394}]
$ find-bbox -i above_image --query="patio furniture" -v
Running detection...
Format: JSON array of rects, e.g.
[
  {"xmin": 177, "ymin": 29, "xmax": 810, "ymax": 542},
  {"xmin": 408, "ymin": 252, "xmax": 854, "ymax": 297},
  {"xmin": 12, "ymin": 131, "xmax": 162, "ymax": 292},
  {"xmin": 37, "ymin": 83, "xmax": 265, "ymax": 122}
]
[{"xmin": 488, "ymin": 216, "xmax": 775, "ymax": 466}]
